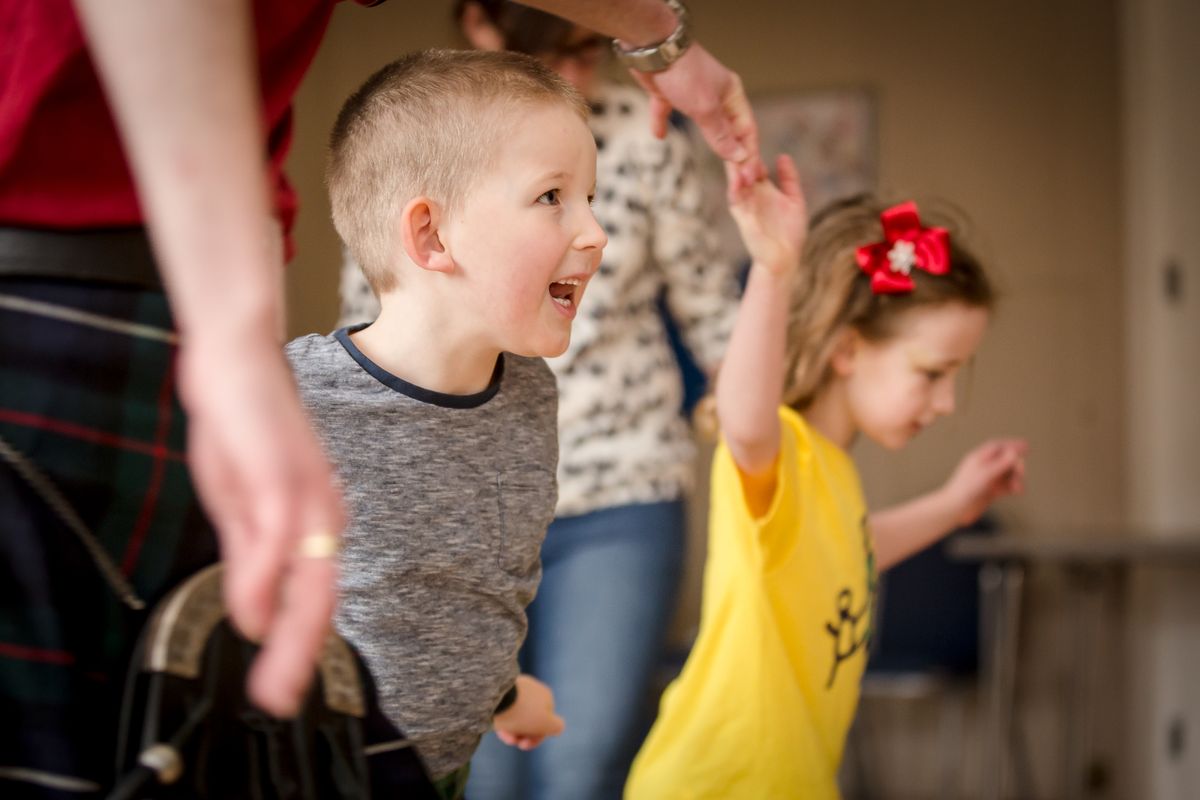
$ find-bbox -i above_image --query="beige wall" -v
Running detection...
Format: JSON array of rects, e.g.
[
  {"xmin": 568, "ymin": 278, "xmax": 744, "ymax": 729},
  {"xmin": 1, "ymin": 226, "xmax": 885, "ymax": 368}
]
[
  {"xmin": 285, "ymin": 2, "xmax": 455, "ymax": 337},
  {"xmin": 1122, "ymin": 0, "xmax": 1200, "ymax": 797},
  {"xmin": 286, "ymin": 0, "xmax": 1126, "ymax": 533}
]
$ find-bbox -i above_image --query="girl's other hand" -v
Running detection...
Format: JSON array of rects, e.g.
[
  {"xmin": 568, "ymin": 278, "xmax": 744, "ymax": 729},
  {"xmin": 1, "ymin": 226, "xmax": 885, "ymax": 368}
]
[
  {"xmin": 942, "ymin": 438, "xmax": 1029, "ymax": 527},
  {"xmin": 726, "ymin": 154, "xmax": 807, "ymax": 277}
]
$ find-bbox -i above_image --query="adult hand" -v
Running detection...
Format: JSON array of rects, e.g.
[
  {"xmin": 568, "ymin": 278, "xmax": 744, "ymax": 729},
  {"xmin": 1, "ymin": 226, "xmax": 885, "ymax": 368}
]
[
  {"xmin": 181, "ymin": 331, "xmax": 345, "ymax": 718},
  {"xmin": 630, "ymin": 44, "xmax": 765, "ymax": 186}
]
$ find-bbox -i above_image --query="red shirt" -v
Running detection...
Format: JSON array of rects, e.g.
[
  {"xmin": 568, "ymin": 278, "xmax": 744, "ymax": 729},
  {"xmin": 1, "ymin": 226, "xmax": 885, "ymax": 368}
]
[{"xmin": 0, "ymin": 0, "xmax": 373, "ymax": 236}]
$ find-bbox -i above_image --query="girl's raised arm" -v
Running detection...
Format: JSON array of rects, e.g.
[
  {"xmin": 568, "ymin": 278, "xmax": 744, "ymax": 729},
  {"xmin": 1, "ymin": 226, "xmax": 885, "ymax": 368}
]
[{"xmin": 715, "ymin": 157, "xmax": 806, "ymax": 512}]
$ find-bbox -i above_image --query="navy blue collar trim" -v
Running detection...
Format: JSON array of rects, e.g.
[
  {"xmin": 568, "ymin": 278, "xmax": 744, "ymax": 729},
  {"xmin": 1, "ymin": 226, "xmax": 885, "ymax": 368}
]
[{"xmin": 334, "ymin": 324, "xmax": 503, "ymax": 409}]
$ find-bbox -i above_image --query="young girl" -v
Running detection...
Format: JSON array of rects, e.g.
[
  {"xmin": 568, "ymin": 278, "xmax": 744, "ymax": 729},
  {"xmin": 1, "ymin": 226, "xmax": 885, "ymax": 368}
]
[{"xmin": 625, "ymin": 160, "xmax": 1028, "ymax": 799}]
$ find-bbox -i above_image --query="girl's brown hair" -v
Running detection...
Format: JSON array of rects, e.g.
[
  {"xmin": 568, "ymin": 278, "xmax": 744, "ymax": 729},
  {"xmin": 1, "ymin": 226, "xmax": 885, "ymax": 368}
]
[{"xmin": 784, "ymin": 195, "xmax": 995, "ymax": 410}]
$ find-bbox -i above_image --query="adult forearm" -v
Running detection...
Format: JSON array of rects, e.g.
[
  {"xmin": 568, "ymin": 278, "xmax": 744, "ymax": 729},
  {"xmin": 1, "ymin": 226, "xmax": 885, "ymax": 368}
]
[
  {"xmin": 74, "ymin": 1, "xmax": 343, "ymax": 718},
  {"xmin": 72, "ymin": 0, "xmax": 280, "ymax": 344},
  {"xmin": 715, "ymin": 263, "xmax": 790, "ymax": 472},
  {"xmin": 869, "ymin": 489, "xmax": 961, "ymax": 571},
  {"xmin": 521, "ymin": 0, "xmax": 678, "ymax": 46}
]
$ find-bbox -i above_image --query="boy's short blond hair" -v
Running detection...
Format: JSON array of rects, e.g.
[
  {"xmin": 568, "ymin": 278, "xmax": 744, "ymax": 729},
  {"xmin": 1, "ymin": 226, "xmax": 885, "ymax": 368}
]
[{"xmin": 328, "ymin": 48, "xmax": 588, "ymax": 294}]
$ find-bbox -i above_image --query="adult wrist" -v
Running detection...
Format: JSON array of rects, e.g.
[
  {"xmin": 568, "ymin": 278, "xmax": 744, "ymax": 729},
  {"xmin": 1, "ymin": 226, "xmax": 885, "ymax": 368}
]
[
  {"xmin": 177, "ymin": 290, "xmax": 281, "ymax": 350},
  {"xmin": 612, "ymin": 0, "xmax": 692, "ymax": 73}
]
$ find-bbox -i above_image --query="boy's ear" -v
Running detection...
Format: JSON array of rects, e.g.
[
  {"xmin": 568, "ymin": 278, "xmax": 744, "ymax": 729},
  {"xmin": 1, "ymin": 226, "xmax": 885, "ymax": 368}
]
[
  {"xmin": 399, "ymin": 196, "xmax": 455, "ymax": 274},
  {"xmin": 829, "ymin": 327, "xmax": 859, "ymax": 377}
]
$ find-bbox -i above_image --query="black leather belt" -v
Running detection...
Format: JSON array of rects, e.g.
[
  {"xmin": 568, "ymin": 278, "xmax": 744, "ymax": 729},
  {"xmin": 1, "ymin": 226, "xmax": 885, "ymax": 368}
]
[{"xmin": 0, "ymin": 226, "xmax": 162, "ymax": 289}]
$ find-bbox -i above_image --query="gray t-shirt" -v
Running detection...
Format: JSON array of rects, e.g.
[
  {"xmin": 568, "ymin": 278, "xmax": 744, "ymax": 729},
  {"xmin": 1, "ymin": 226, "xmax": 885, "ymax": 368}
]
[{"xmin": 285, "ymin": 326, "xmax": 557, "ymax": 778}]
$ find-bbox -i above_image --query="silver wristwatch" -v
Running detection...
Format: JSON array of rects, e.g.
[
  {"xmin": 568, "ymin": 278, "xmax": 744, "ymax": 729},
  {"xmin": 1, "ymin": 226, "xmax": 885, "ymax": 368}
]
[{"xmin": 611, "ymin": 0, "xmax": 692, "ymax": 73}]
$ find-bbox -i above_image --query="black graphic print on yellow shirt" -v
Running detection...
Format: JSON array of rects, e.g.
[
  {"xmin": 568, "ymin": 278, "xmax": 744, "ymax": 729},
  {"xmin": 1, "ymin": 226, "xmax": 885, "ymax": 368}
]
[{"xmin": 823, "ymin": 514, "xmax": 878, "ymax": 689}]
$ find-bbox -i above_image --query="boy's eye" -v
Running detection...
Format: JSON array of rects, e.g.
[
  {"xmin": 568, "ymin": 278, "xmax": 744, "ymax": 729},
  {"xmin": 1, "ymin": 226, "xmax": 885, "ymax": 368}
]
[
  {"xmin": 923, "ymin": 369, "xmax": 946, "ymax": 382},
  {"xmin": 537, "ymin": 189, "xmax": 560, "ymax": 206},
  {"xmin": 587, "ymin": 194, "xmax": 596, "ymax": 206}
]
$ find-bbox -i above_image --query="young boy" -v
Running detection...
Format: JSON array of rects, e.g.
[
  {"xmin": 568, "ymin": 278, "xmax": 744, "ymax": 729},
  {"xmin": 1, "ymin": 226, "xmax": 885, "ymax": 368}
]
[{"xmin": 285, "ymin": 49, "xmax": 605, "ymax": 795}]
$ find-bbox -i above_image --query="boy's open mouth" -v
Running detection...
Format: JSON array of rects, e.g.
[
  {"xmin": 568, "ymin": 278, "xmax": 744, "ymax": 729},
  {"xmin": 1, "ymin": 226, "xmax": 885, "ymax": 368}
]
[{"xmin": 548, "ymin": 278, "xmax": 583, "ymax": 309}]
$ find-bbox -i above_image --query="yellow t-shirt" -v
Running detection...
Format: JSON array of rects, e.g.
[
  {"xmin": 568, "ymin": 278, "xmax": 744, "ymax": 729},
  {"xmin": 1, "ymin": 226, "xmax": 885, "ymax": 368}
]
[{"xmin": 626, "ymin": 407, "xmax": 875, "ymax": 800}]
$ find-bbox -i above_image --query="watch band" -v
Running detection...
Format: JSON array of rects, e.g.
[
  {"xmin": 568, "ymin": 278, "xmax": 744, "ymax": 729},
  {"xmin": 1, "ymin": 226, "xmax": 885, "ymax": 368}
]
[{"xmin": 611, "ymin": 0, "xmax": 692, "ymax": 74}]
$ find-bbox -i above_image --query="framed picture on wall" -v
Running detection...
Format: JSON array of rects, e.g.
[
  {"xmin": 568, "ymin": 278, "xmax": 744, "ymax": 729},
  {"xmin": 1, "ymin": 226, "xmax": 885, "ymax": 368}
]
[{"xmin": 683, "ymin": 88, "xmax": 877, "ymax": 268}]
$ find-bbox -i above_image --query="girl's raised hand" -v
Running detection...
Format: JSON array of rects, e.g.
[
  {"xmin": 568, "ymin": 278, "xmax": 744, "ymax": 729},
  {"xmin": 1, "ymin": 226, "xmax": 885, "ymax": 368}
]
[
  {"xmin": 726, "ymin": 154, "xmax": 807, "ymax": 277},
  {"xmin": 942, "ymin": 438, "xmax": 1029, "ymax": 527}
]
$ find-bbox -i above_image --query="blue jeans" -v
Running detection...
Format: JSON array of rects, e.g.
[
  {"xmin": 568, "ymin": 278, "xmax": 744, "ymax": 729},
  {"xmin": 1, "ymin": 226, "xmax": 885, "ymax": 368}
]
[{"xmin": 466, "ymin": 501, "xmax": 685, "ymax": 800}]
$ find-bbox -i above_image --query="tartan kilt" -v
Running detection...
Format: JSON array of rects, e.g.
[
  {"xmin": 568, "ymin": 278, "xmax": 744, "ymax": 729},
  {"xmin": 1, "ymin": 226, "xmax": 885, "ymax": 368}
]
[{"xmin": 0, "ymin": 276, "xmax": 218, "ymax": 797}]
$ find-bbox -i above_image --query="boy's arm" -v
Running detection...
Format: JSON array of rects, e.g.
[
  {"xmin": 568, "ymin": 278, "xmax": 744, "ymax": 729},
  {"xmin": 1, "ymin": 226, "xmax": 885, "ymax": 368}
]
[
  {"xmin": 522, "ymin": 0, "xmax": 760, "ymax": 178},
  {"xmin": 72, "ymin": 0, "xmax": 344, "ymax": 718},
  {"xmin": 716, "ymin": 158, "xmax": 807, "ymax": 517},
  {"xmin": 870, "ymin": 439, "xmax": 1028, "ymax": 570}
]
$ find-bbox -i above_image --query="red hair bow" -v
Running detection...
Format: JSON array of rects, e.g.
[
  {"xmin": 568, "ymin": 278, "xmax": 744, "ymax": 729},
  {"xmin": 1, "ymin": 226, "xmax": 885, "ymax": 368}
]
[{"xmin": 855, "ymin": 201, "xmax": 951, "ymax": 294}]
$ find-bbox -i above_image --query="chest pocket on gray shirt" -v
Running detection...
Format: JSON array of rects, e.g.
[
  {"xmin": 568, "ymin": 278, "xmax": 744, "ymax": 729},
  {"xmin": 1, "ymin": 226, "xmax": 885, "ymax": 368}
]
[{"xmin": 495, "ymin": 467, "xmax": 556, "ymax": 578}]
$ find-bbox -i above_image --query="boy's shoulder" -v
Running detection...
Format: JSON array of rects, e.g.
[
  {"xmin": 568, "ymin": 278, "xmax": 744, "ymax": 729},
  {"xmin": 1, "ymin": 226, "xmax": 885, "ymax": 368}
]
[
  {"xmin": 284, "ymin": 331, "xmax": 347, "ymax": 384},
  {"xmin": 284, "ymin": 331, "xmax": 553, "ymax": 414},
  {"xmin": 284, "ymin": 330, "xmax": 334, "ymax": 359}
]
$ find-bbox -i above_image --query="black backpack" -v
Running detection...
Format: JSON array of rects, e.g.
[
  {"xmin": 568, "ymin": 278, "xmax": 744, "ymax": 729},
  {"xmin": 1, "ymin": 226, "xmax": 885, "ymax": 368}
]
[{"xmin": 110, "ymin": 564, "xmax": 439, "ymax": 800}]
